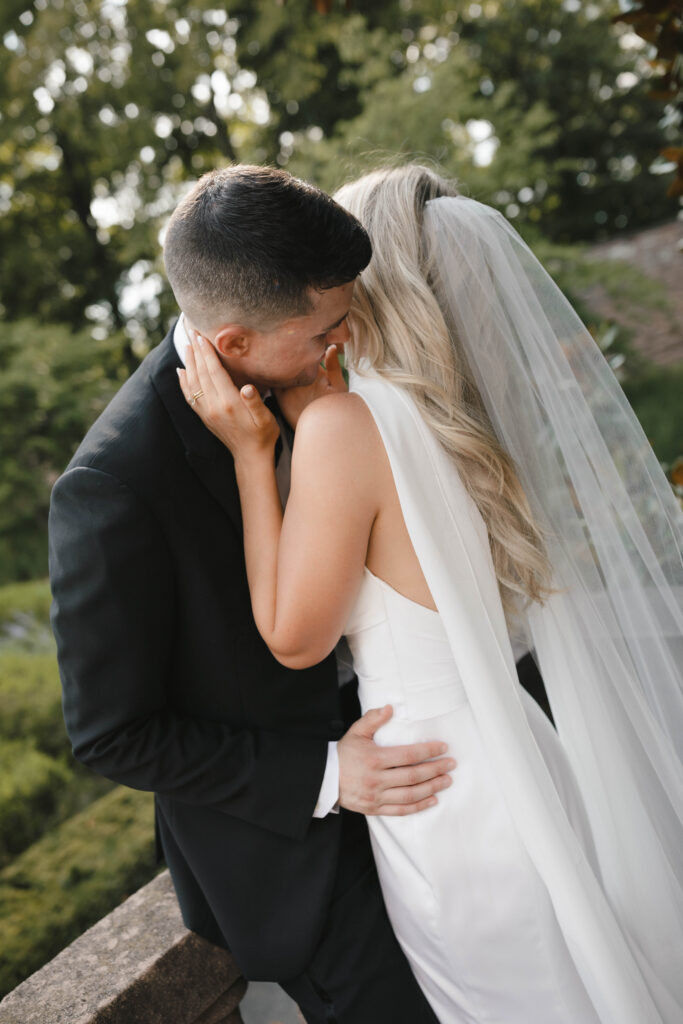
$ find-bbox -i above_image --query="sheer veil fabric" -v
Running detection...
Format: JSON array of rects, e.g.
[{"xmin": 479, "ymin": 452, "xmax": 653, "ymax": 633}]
[{"xmin": 348, "ymin": 196, "xmax": 683, "ymax": 1023}]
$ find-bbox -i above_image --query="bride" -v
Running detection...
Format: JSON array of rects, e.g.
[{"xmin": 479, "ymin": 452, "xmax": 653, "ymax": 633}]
[{"xmin": 178, "ymin": 164, "xmax": 683, "ymax": 1023}]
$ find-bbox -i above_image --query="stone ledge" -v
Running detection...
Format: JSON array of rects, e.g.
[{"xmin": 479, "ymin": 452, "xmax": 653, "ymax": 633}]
[{"xmin": 0, "ymin": 871, "xmax": 246, "ymax": 1024}]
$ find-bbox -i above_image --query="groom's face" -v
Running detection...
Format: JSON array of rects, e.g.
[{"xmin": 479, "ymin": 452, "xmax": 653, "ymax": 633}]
[{"xmin": 214, "ymin": 280, "xmax": 354, "ymax": 392}]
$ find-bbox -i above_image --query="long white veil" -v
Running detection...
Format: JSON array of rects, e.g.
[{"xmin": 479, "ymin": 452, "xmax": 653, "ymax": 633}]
[
  {"xmin": 415, "ymin": 196, "xmax": 683, "ymax": 1021},
  {"xmin": 347, "ymin": 193, "xmax": 682, "ymax": 1020}
]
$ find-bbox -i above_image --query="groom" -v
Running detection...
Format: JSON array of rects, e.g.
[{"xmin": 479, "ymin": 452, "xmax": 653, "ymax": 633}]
[{"xmin": 48, "ymin": 165, "xmax": 450, "ymax": 1023}]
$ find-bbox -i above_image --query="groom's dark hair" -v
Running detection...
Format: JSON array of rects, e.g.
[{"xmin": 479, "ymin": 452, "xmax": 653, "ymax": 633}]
[{"xmin": 164, "ymin": 164, "xmax": 372, "ymax": 331}]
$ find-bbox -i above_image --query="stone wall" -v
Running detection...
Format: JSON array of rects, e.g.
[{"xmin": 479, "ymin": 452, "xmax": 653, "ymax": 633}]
[{"xmin": 0, "ymin": 871, "xmax": 246, "ymax": 1024}]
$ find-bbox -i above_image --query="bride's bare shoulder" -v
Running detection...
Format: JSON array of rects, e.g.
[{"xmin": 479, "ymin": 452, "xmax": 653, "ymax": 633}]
[
  {"xmin": 293, "ymin": 391, "xmax": 381, "ymax": 462},
  {"xmin": 292, "ymin": 393, "xmax": 391, "ymax": 510},
  {"xmin": 297, "ymin": 391, "xmax": 374, "ymax": 434}
]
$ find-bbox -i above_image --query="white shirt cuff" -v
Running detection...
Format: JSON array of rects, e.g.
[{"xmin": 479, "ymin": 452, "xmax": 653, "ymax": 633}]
[{"xmin": 312, "ymin": 741, "xmax": 340, "ymax": 818}]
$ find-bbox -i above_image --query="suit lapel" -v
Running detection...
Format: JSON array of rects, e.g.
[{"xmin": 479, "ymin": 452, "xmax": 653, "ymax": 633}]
[{"xmin": 150, "ymin": 328, "xmax": 243, "ymax": 536}]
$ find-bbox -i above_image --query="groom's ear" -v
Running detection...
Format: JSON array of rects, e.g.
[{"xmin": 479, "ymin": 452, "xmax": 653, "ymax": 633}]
[{"xmin": 213, "ymin": 324, "xmax": 251, "ymax": 359}]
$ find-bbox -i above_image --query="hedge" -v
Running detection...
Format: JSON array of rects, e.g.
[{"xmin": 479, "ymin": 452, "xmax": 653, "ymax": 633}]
[
  {"xmin": 0, "ymin": 785, "xmax": 157, "ymax": 997},
  {"xmin": 0, "ymin": 578, "xmax": 51, "ymax": 626},
  {"xmin": 623, "ymin": 362, "xmax": 683, "ymax": 466},
  {"xmin": 0, "ymin": 740, "xmax": 71, "ymax": 868},
  {"xmin": 0, "ymin": 651, "xmax": 66, "ymax": 757},
  {"xmin": 0, "ymin": 578, "xmax": 54, "ymax": 655}
]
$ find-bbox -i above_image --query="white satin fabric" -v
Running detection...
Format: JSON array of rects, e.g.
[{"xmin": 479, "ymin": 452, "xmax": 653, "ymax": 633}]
[
  {"xmin": 344, "ymin": 369, "xmax": 681, "ymax": 1023},
  {"xmin": 346, "ymin": 567, "xmax": 600, "ymax": 1023}
]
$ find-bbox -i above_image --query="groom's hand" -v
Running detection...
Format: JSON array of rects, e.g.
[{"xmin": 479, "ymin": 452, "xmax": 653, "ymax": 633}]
[{"xmin": 337, "ymin": 705, "xmax": 456, "ymax": 816}]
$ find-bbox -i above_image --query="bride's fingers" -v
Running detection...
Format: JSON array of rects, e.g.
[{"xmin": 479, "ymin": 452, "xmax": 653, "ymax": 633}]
[
  {"xmin": 181, "ymin": 343, "xmax": 207, "ymax": 405},
  {"xmin": 240, "ymin": 384, "xmax": 279, "ymax": 433},
  {"xmin": 192, "ymin": 331, "xmax": 240, "ymax": 404},
  {"xmin": 324, "ymin": 344, "xmax": 347, "ymax": 393},
  {"xmin": 188, "ymin": 334, "xmax": 221, "ymax": 407},
  {"xmin": 177, "ymin": 367, "xmax": 192, "ymax": 404}
]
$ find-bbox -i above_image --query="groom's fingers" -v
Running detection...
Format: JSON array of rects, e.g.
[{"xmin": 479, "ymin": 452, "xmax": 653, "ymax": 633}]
[
  {"xmin": 377, "ymin": 797, "xmax": 441, "ymax": 816},
  {"xmin": 338, "ymin": 707, "xmax": 453, "ymax": 815},
  {"xmin": 351, "ymin": 704, "xmax": 394, "ymax": 739},
  {"xmin": 379, "ymin": 774, "xmax": 453, "ymax": 809},
  {"xmin": 351, "ymin": 706, "xmax": 449, "ymax": 765},
  {"xmin": 384, "ymin": 758, "xmax": 457, "ymax": 791},
  {"xmin": 376, "ymin": 740, "xmax": 450, "ymax": 769}
]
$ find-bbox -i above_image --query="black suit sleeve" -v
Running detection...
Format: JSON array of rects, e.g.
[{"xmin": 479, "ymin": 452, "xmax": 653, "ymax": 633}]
[{"xmin": 48, "ymin": 466, "xmax": 329, "ymax": 842}]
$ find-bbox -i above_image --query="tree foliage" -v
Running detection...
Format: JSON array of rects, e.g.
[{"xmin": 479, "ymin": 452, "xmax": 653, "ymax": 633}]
[
  {"xmin": 0, "ymin": 785, "xmax": 155, "ymax": 997},
  {"xmin": 0, "ymin": 0, "xmax": 679, "ymax": 581},
  {"xmin": 613, "ymin": 0, "xmax": 683, "ymax": 197},
  {"xmin": 0, "ymin": 320, "xmax": 127, "ymax": 583},
  {"xmin": 0, "ymin": 0, "xmax": 676, "ymax": 342}
]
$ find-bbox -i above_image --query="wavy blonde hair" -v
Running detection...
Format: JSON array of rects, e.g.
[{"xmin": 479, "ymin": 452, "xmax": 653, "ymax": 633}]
[{"xmin": 334, "ymin": 164, "xmax": 554, "ymax": 618}]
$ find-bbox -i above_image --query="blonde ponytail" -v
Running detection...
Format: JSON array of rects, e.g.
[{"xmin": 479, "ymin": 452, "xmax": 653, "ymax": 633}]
[{"xmin": 335, "ymin": 164, "xmax": 554, "ymax": 619}]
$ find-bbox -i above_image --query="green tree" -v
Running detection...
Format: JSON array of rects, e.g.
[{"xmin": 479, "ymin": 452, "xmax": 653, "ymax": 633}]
[
  {"xmin": 613, "ymin": 0, "xmax": 683, "ymax": 199},
  {"xmin": 1, "ymin": 0, "xmax": 675, "ymax": 349},
  {"xmin": 0, "ymin": 0, "xmax": 401, "ymax": 350},
  {"xmin": 465, "ymin": 0, "xmax": 678, "ymax": 239},
  {"xmin": 0, "ymin": 320, "xmax": 127, "ymax": 583},
  {"xmin": 286, "ymin": 0, "xmax": 677, "ymax": 240},
  {"xmin": 0, "ymin": 0, "xmax": 678, "ymax": 581}
]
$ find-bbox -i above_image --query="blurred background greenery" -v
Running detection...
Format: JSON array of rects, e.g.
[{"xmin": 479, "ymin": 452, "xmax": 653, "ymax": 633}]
[
  {"xmin": 1, "ymin": 0, "xmax": 682, "ymax": 583},
  {"xmin": 0, "ymin": 0, "xmax": 681, "ymax": 996}
]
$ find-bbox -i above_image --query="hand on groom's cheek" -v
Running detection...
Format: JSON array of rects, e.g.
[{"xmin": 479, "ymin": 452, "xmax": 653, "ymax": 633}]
[{"xmin": 273, "ymin": 344, "xmax": 347, "ymax": 430}]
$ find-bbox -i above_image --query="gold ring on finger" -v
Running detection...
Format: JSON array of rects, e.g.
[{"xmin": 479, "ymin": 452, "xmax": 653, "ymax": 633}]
[{"xmin": 191, "ymin": 389, "xmax": 204, "ymax": 406}]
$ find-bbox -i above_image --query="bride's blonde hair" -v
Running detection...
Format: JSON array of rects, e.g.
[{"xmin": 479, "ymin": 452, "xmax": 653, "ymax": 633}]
[{"xmin": 334, "ymin": 164, "xmax": 554, "ymax": 617}]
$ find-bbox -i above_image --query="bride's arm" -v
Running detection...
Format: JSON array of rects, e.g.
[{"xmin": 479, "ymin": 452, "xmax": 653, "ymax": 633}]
[
  {"xmin": 179, "ymin": 337, "xmax": 379, "ymax": 669},
  {"xmin": 266, "ymin": 392, "xmax": 379, "ymax": 667}
]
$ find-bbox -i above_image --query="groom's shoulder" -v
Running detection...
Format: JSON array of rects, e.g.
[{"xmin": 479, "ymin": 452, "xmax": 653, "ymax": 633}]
[{"xmin": 65, "ymin": 332, "xmax": 178, "ymax": 485}]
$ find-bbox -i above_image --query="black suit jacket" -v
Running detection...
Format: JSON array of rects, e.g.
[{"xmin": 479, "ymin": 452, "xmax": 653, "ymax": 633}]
[{"xmin": 48, "ymin": 327, "xmax": 350, "ymax": 979}]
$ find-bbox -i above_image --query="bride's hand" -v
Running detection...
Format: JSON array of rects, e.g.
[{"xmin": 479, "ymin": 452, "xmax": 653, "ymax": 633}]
[
  {"xmin": 178, "ymin": 331, "xmax": 280, "ymax": 463},
  {"xmin": 273, "ymin": 344, "xmax": 347, "ymax": 430}
]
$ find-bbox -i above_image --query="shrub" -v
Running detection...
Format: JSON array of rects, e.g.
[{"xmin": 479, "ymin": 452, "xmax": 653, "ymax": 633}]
[
  {"xmin": 0, "ymin": 579, "xmax": 51, "ymax": 625},
  {"xmin": 0, "ymin": 321, "xmax": 130, "ymax": 585},
  {"xmin": 0, "ymin": 588, "xmax": 116, "ymax": 860},
  {"xmin": 0, "ymin": 786, "xmax": 157, "ymax": 997},
  {"xmin": 623, "ymin": 363, "xmax": 683, "ymax": 466},
  {"xmin": 0, "ymin": 652, "xmax": 65, "ymax": 756},
  {"xmin": 0, "ymin": 579, "xmax": 54, "ymax": 653},
  {"xmin": 0, "ymin": 740, "xmax": 71, "ymax": 868}
]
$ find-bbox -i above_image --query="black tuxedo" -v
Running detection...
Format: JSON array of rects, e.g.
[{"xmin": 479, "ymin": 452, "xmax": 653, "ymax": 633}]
[
  {"xmin": 49, "ymin": 324, "xmax": 555, "ymax": 1022},
  {"xmin": 49, "ymin": 328, "xmax": 352, "ymax": 979},
  {"xmin": 48, "ymin": 328, "xmax": 442, "ymax": 1021}
]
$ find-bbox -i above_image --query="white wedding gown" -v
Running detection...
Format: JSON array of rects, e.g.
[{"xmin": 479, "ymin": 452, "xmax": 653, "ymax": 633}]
[
  {"xmin": 341, "ymin": 369, "xmax": 678, "ymax": 1024},
  {"xmin": 345, "ymin": 565, "xmax": 600, "ymax": 1024}
]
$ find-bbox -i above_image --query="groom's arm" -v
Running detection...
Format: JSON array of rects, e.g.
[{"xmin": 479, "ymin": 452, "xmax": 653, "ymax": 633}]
[{"xmin": 49, "ymin": 465, "xmax": 329, "ymax": 843}]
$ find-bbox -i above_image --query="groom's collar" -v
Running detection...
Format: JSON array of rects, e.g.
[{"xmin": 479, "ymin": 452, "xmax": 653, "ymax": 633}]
[{"xmin": 173, "ymin": 313, "xmax": 191, "ymax": 366}]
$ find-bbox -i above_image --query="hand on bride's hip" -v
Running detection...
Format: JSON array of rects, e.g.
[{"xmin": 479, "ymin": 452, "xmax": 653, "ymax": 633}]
[{"xmin": 338, "ymin": 705, "xmax": 456, "ymax": 816}]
